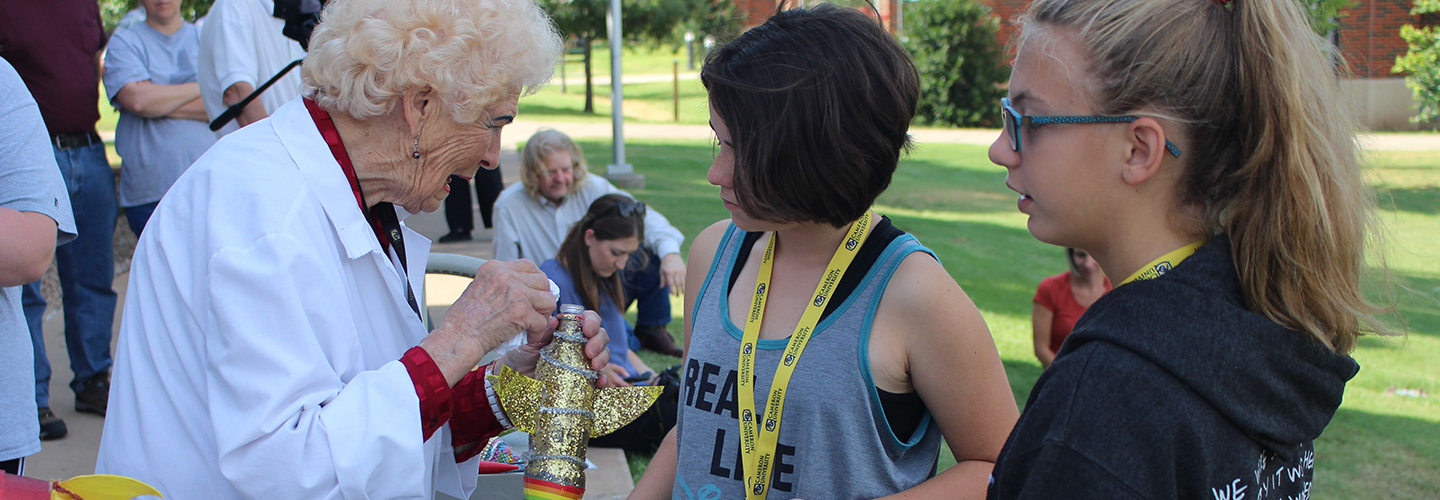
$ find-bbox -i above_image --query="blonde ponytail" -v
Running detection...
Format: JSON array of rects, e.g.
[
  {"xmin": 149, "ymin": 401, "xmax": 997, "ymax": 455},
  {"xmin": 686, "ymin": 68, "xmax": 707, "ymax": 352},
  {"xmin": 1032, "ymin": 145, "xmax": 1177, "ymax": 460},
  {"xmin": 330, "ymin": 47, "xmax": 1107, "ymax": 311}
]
[{"xmin": 1024, "ymin": 0, "xmax": 1383, "ymax": 352}]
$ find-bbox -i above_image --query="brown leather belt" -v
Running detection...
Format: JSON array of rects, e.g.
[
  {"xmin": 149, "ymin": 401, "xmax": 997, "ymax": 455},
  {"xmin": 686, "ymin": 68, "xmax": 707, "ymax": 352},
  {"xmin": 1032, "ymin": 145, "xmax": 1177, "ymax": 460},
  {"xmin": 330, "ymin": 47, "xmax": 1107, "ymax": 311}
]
[{"xmin": 51, "ymin": 130, "xmax": 102, "ymax": 151}]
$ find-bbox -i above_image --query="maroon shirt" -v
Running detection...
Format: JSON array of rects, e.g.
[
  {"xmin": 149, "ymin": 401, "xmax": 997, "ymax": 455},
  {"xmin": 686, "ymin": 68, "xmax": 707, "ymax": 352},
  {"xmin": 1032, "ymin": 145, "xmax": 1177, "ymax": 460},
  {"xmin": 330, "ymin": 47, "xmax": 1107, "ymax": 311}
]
[{"xmin": 0, "ymin": 0, "xmax": 106, "ymax": 136}]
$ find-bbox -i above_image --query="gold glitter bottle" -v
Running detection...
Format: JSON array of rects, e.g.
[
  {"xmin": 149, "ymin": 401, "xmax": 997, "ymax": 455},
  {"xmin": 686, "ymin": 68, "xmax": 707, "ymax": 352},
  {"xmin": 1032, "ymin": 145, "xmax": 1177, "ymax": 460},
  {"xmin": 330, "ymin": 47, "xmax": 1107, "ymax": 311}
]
[{"xmin": 490, "ymin": 304, "xmax": 662, "ymax": 496}]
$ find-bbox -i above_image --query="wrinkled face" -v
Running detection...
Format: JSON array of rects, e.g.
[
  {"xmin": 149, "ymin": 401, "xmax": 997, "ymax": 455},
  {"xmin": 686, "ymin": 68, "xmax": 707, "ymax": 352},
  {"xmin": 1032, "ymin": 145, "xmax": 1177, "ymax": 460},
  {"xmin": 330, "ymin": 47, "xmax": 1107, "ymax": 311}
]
[
  {"xmin": 141, "ymin": 0, "xmax": 179, "ymax": 22},
  {"xmin": 584, "ymin": 232, "xmax": 639, "ymax": 278},
  {"xmin": 535, "ymin": 150, "xmax": 575, "ymax": 204},
  {"xmin": 403, "ymin": 93, "xmax": 518, "ymax": 214},
  {"xmin": 988, "ymin": 27, "xmax": 1121, "ymax": 250},
  {"xmin": 706, "ymin": 106, "xmax": 787, "ymax": 232}
]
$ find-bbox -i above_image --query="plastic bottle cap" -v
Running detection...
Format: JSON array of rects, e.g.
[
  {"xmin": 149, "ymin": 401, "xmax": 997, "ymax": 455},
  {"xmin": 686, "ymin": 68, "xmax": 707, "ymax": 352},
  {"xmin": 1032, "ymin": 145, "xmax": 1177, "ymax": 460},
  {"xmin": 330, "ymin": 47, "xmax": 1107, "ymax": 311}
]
[{"xmin": 548, "ymin": 279, "xmax": 560, "ymax": 302}]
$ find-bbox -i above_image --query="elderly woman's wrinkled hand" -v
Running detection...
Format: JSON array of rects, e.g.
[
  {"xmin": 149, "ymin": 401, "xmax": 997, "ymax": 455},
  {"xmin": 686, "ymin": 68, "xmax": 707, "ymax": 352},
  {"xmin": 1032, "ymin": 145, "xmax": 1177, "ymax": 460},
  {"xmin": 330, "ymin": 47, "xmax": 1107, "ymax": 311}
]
[
  {"xmin": 457, "ymin": 259, "xmax": 556, "ymax": 339},
  {"xmin": 421, "ymin": 259, "xmax": 560, "ymax": 385},
  {"xmin": 501, "ymin": 309, "xmax": 614, "ymax": 387}
]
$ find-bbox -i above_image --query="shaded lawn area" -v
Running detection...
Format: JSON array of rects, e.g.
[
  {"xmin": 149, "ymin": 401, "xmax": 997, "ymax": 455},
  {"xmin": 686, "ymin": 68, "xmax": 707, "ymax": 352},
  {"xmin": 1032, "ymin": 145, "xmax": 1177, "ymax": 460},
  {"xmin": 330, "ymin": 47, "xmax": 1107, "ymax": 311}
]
[{"xmin": 598, "ymin": 139, "xmax": 1440, "ymax": 498}]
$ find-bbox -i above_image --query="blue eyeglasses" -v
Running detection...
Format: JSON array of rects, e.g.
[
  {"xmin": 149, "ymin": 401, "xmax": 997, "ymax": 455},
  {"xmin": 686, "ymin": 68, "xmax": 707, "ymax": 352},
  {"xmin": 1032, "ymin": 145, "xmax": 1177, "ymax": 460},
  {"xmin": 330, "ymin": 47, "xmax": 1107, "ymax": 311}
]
[{"xmin": 1001, "ymin": 98, "xmax": 1182, "ymax": 157}]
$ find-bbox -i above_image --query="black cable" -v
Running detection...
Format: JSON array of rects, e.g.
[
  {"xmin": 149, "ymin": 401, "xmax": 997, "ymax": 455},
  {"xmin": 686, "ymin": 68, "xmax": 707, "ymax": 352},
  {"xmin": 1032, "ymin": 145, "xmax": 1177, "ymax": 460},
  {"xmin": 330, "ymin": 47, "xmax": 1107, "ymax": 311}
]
[{"xmin": 208, "ymin": 58, "xmax": 305, "ymax": 131}]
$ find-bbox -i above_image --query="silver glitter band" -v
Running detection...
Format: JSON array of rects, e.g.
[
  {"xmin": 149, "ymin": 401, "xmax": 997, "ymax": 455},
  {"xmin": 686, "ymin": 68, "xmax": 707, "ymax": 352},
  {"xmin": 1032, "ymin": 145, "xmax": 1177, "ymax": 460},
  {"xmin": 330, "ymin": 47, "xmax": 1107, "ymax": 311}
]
[
  {"xmin": 540, "ymin": 350, "xmax": 598, "ymax": 380},
  {"xmin": 554, "ymin": 329, "xmax": 587, "ymax": 343},
  {"xmin": 540, "ymin": 406, "xmax": 596, "ymax": 418}
]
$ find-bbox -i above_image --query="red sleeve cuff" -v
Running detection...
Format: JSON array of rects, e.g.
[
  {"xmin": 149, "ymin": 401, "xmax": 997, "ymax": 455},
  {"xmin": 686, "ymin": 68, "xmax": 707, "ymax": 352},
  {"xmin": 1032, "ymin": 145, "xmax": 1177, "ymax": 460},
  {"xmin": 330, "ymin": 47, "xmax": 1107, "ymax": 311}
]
[
  {"xmin": 451, "ymin": 363, "xmax": 505, "ymax": 462},
  {"xmin": 401, "ymin": 346, "xmax": 453, "ymax": 442}
]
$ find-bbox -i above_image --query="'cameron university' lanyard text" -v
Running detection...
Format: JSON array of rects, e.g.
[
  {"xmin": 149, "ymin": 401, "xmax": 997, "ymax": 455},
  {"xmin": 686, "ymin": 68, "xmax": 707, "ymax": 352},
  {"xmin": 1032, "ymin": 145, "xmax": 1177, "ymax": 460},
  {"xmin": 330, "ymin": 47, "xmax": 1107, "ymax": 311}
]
[{"xmin": 737, "ymin": 210, "xmax": 873, "ymax": 500}]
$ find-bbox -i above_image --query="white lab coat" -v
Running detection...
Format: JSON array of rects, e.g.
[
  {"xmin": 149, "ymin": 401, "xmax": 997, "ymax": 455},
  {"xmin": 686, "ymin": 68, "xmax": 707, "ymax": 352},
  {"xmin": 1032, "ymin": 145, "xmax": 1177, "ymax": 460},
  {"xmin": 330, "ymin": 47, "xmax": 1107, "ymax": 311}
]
[{"xmin": 97, "ymin": 98, "xmax": 480, "ymax": 500}]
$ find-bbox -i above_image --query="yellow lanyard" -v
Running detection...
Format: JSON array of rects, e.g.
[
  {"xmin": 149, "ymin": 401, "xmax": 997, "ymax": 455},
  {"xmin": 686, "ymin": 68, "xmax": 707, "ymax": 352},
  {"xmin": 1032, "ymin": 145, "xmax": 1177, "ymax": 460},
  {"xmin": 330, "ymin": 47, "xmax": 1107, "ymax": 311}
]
[
  {"xmin": 737, "ymin": 211, "xmax": 873, "ymax": 500},
  {"xmin": 1120, "ymin": 241, "xmax": 1204, "ymax": 285}
]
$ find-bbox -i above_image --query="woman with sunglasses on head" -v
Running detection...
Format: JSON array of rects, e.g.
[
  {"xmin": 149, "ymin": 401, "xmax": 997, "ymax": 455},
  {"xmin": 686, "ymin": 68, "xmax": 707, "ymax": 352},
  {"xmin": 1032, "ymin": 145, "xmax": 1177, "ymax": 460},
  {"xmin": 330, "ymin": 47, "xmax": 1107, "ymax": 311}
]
[
  {"xmin": 542, "ymin": 194, "xmax": 676, "ymax": 451},
  {"xmin": 987, "ymin": 0, "xmax": 1379, "ymax": 497},
  {"xmin": 1032, "ymin": 248, "xmax": 1110, "ymax": 369},
  {"xmin": 629, "ymin": 4, "xmax": 1019, "ymax": 499}
]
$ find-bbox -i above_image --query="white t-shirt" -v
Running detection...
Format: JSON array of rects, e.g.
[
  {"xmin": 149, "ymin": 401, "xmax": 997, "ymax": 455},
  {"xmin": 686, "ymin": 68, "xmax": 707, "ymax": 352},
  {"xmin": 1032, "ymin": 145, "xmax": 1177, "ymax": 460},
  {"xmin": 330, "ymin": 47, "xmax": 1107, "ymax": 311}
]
[{"xmin": 197, "ymin": 0, "xmax": 305, "ymax": 137}]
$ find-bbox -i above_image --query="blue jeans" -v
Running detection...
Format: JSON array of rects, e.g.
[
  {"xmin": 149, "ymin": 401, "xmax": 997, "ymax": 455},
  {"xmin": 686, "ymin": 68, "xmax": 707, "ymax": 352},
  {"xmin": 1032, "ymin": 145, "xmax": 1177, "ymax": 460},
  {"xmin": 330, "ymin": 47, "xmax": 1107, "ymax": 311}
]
[
  {"xmin": 24, "ymin": 141, "xmax": 117, "ymax": 405},
  {"xmin": 622, "ymin": 246, "xmax": 673, "ymax": 351},
  {"xmin": 124, "ymin": 201, "xmax": 159, "ymax": 238}
]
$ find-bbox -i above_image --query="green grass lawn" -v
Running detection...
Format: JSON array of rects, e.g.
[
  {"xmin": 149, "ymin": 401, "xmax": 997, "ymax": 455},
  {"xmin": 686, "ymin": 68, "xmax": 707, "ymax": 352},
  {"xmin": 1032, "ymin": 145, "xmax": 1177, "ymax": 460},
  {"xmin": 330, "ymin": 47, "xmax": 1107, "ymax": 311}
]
[
  {"xmin": 521, "ymin": 44, "xmax": 711, "ymax": 125},
  {"xmin": 600, "ymin": 139, "xmax": 1440, "ymax": 497},
  {"xmin": 565, "ymin": 43, "xmax": 698, "ymax": 80}
]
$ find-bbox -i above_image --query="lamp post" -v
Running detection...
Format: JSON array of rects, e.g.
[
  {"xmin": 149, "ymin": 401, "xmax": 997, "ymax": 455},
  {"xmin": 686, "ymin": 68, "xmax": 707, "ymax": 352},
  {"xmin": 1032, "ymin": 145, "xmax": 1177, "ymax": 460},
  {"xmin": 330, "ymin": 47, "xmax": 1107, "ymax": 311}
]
[
  {"xmin": 684, "ymin": 31, "xmax": 695, "ymax": 70},
  {"xmin": 605, "ymin": 0, "xmax": 640, "ymax": 188}
]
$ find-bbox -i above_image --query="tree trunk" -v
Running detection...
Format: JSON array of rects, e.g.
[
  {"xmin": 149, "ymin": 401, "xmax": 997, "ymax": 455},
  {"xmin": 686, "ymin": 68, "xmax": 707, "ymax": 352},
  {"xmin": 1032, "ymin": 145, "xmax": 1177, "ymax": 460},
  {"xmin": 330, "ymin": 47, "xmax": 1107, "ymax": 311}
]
[{"xmin": 582, "ymin": 38, "xmax": 594, "ymax": 114}]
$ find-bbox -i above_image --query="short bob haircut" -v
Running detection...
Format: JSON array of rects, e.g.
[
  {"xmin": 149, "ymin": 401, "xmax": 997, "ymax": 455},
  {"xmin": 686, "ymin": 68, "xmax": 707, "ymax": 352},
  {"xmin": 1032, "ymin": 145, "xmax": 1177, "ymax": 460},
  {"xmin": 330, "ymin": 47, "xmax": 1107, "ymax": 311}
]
[
  {"xmin": 702, "ymin": 3, "xmax": 919, "ymax": 228},
  {"xmin": 302, "ymin": 0, "xmax": 562, "ymax": 124},
  {"xmin": 520, "ymin": 129, "xmax": 589, "ymax": 199}
]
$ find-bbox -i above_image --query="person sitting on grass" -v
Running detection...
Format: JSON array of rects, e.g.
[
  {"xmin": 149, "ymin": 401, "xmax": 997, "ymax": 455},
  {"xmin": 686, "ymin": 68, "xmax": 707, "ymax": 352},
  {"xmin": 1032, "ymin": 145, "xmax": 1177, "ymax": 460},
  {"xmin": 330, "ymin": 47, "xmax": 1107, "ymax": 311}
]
[
  {"xmin": 493, "ymin": 129, "xmax": 687, "ymax": 357},
  {"xmin": 1031, "ymin": 247, "xmax": 1109, "ymax": 369},
  {"xmin": 630, "ymin": 4, "xmax": 1020, "ymax": 499},
  {"xmin": 541, "ymin": 194, "xmax": 678, "ymax": 452}
]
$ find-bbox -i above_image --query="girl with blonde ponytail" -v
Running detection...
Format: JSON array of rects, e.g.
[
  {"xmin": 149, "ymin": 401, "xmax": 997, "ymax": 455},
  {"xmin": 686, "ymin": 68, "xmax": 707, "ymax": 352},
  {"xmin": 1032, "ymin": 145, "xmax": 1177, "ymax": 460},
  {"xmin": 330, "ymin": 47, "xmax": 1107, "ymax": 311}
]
[{"xmin": 986, "ymin": 0, "xmax": 1379, "ymax": 497}]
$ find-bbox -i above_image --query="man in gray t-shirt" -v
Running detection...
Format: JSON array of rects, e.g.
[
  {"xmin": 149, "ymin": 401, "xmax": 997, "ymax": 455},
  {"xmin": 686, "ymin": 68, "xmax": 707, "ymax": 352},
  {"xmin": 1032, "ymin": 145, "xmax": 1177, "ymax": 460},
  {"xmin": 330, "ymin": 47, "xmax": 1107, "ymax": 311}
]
[
  {"xmin": 104, "ymin": 0, "xmax": 216, "ymax": 236},
  {"xmin": 0, "ymin": 58, "xmax": 77, "ymax": 473}
]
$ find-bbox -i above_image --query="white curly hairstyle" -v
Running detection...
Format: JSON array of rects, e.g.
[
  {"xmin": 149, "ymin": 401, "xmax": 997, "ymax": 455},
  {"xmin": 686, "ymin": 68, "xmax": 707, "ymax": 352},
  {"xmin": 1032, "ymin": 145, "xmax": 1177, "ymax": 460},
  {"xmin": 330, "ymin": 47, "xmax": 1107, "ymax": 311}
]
[{"xmin": 301, "ymin": 0, "xmax": 562, "ymax": 124}]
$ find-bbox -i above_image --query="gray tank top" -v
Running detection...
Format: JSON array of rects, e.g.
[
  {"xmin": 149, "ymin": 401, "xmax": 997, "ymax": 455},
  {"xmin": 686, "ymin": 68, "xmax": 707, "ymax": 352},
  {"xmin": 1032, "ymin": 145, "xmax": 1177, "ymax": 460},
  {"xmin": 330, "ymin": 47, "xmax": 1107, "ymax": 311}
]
[{"xmin": 673, "ymin": 223, "xmax": 943, "ymax": 500}]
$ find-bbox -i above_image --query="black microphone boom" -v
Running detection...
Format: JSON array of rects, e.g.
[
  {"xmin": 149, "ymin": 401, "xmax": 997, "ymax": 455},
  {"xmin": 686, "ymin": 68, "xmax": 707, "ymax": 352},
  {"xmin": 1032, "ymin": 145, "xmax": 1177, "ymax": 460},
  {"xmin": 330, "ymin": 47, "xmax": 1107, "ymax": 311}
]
[
  {"xmin": 206, "ymin": 0, "xmax": 325, "ymax": 131},
  {"xmin": 207, "ymin": 58, "xmax": 304, "ymax": 132}
]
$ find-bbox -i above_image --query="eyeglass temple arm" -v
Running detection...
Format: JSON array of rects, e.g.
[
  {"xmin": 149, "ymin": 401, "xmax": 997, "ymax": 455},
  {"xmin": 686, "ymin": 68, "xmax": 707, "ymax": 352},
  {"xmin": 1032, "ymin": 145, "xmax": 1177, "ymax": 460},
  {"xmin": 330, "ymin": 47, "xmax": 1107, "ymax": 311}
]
[{"xmin": 1025, "ymin": 115, "xmax": 1182, "ymax": 157}]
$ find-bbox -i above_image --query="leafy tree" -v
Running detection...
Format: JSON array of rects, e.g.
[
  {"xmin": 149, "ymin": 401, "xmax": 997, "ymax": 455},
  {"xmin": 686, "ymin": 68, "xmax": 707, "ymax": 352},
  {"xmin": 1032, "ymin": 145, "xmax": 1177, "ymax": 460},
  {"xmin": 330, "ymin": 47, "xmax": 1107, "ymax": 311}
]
[
  {"xmin": 539, "ymin": 0, "xmax": 735, "ymax": 113},
  {"xmin": 100, "ymin": 0, "xmax": 729, "ymax": 114},
  {"xmin": 1394, "ymin": 0, "xmax": 1440, "ymax": 124},
  {"xmin": 902, "ymin": 0, "xmax": 1008, "ymax": 128},
  {"xmin": 540, "ymin": 0, "xmax": 606, "ymax": 113},
  {"xmin": 101, "ymin": 0, "xmax": 214, "ymax": 31},
  {"xmin": 1299, "ymin": 0, "xmax": 1353, "ymax": 36},
  {"xmin": 686, "ymin": 0, "xmax": 743, "ymax": 48}
]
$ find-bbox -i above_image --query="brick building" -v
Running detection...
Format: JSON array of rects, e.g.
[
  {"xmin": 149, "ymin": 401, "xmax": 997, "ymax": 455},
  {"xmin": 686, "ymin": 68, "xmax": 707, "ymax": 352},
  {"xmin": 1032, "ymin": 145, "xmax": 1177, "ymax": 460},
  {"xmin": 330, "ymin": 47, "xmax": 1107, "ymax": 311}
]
[
  {"xmin": 1336, "ymin": 0, "xmax": 1433, "ymax": 129},
  {"xmin": 731, "ymin": 0, "xmax": 902, "ymax": 35},
  {"xmin": 969, "ymin": 0, "xmax": 1430, "ymax": 129}
]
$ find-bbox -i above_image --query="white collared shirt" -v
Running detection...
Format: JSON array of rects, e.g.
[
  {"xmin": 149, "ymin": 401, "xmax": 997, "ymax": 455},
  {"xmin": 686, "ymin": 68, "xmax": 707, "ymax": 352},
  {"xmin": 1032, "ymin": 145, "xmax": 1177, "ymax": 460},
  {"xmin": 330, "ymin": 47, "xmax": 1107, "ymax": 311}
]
[
  {"xmin": 491, "ymin": 175, "xmax": 684, "ymax": 262},
  {"xmin": 97, "ymin": 98, "xmax": 480, "ymax": 500}
]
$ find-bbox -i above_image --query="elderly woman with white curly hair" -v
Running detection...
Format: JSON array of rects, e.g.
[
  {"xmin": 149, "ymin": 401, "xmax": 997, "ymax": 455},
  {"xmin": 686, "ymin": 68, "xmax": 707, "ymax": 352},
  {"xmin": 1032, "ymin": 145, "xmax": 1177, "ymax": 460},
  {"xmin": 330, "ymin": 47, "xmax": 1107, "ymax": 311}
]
[{"xmin": 94, "ymin": 0, "xmax": 613, "ymax": 498}]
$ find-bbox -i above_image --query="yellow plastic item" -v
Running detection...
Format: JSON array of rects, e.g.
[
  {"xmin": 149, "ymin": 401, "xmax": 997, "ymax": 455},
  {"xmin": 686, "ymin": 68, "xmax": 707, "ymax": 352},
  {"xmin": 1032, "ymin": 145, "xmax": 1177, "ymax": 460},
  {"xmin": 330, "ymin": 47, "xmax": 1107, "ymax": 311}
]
[{"xmin": 51, "ymin": 475, "xmax": 162, "ymax": 500}]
